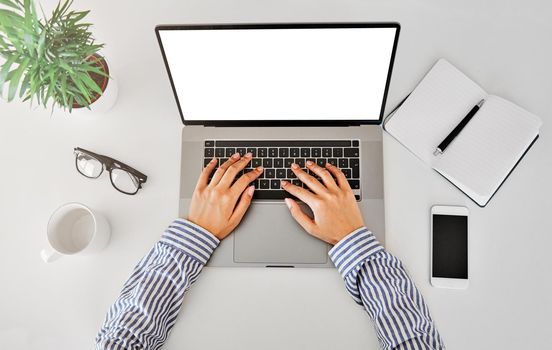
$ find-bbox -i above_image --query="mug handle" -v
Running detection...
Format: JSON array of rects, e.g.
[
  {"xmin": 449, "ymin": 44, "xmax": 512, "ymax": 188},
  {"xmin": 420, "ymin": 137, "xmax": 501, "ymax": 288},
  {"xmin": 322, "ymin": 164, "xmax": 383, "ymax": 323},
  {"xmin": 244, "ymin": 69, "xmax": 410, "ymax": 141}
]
[{"xmin": 40, "ymin": 247, "xmax": 62, "ymax": 263}]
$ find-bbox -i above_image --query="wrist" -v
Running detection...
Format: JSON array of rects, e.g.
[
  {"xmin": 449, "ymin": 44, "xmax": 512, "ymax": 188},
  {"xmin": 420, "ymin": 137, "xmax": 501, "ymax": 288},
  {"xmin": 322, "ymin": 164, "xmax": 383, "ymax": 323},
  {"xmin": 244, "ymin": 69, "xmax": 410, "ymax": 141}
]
[
  {"xmin": 186, "ymin": 216, "xmax": 216, "ymax": 238},
  {"xmin": 328, "ymin": 227, "xmax": 383, "ymax": 277},
  {"xmin": 161, "ymin": 219, "xmax": 220, "ymax": 265},
  {"xmin": 328, "ymin": 223, "xmax": 365, "ymax": 245}
]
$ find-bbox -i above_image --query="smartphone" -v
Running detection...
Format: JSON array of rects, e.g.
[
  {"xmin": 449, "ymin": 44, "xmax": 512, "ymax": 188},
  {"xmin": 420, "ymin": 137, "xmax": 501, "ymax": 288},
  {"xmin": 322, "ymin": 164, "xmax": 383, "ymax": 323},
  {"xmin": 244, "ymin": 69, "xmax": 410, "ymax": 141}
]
[{"xmin": 430, "ymin": 205, "xmax": 469, "ymax": 289}]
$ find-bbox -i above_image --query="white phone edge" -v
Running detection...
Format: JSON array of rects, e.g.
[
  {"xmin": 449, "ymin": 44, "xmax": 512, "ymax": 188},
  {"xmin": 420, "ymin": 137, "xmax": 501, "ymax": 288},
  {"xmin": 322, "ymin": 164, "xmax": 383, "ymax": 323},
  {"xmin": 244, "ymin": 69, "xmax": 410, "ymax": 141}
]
[{"xmin": 430, "ymin": 205, "xmax": 469, "ymax": 290}]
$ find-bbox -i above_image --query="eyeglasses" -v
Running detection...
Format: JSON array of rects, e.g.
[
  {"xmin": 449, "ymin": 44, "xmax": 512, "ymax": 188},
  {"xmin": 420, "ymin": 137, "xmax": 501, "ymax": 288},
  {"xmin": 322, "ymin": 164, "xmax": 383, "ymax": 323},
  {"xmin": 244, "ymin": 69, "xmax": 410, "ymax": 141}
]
[{"xmin": 74, "ymin": 147, "xmax": 148, "ymax": 195}]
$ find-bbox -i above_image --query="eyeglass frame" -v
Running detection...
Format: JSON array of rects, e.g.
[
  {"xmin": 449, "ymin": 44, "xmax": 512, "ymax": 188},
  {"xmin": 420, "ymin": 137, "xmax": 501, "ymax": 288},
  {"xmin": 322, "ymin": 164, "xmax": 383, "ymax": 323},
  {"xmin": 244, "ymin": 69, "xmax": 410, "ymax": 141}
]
[{"xmin": 74, "ymin": 147, "xmax": 148, "ymax": 195}]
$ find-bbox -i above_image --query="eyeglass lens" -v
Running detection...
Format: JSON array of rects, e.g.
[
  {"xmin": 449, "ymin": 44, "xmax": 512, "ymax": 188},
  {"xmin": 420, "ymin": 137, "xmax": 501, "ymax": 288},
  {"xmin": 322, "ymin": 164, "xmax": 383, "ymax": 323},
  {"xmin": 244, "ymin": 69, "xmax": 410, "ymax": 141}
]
[
  {"xmin": 110, "ymin": 168, "xmax": 140, "ymax": 194},
  {"xmin": 76, "ymin": 153, "xmax": 103, "ymax": 178}
]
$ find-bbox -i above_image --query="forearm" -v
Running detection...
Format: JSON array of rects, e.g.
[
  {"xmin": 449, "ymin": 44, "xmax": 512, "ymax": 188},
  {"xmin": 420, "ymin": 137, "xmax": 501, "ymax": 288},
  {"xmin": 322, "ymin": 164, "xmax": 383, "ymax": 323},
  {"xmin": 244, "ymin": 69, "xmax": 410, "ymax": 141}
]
[
  {"xmin": 329, "ymin": 228, "xmax": 445, "ymax": 350},
  {"xmin": 95, "ymin": 219, "xmax": 219, "ymax": 350}
]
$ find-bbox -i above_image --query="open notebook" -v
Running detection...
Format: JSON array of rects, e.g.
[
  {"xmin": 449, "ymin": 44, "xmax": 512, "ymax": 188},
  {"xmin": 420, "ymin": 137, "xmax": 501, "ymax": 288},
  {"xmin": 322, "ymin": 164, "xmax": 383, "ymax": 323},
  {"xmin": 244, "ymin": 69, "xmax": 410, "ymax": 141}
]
[{"xmin": 384, "ymin": 59, "xmax": 542, "ymax": 207}]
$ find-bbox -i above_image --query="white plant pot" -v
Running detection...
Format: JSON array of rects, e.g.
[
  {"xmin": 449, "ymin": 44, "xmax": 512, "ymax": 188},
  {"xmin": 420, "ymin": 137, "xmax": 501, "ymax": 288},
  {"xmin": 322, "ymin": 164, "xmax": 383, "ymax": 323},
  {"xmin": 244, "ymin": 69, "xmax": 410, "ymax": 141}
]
[
  {"xmin": 87, "ymin": 75, "xmax": 118, "ymax": 113},
  {"xmin": 70, "ymin": 54, "xmax": 118, "ymax": 115}
]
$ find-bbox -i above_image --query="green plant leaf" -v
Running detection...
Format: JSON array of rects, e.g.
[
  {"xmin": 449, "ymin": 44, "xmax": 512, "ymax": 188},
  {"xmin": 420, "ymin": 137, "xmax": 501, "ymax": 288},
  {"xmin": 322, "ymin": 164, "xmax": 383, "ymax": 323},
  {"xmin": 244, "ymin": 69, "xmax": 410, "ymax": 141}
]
[
  {"xmin": 0, "ymin": 9, "xmax": 24, "ymax": 28},
  {"xmin": 43, "ymin": 68, "xmax": 57, "ymax": 103},
  {"xmin": 80, "ymin": 72, "xmax": 102, "ymax": 95},
  {"xmin": 23, "ymin": 32, "xmax": 35, "ymax": 55},
  {"xmin": 70, "ymin": 73, "xmax": 91, "ymax": 104},
  {"xmin": 0, "ymin": 69, "xmax": 14, "ymax": 96},
  {"xmin": 36, "ymin": 30, "xmax": 45, "ymax": 57},
  {"xmin": 23, "ymin": 0, "xmax": 32, "ymax": 27},
  {"xmin": 58, "ymin": 60, "xmax": 74, "ymax": 73},
  {"xmin": 59, "ymin": 73, "xmax": 68, "ymax": 107},
  {"xmin": 44, "ymin": 76, "xmax": 55, "ymax": 105},
  {"xmin": 0, "ymin": 0, "xmax": 21, "ymax": 10},
  {"xmin": 0, "ymin": 12, "xmax": 25, "ymax": 53},
  {"xmin": 27, "ymin": 67, "xmax": 39, "ymax": 103},
  {"xmin": 69, "ymin": 10, "xmax": 88, "ymax": 23},
  {"xmin": 19, "ymin": 68, "xmax": 30, "ymax": 97},
  {"xmin": 59, "ymin": 0, "xmax": 72, "ymax": 16},
  {"xmin": 83, "ymin": 66, "xmax": 108, "ymax": 79},
  {"xmin": 7, "ymin": 57, "xmax": 29, "ymax": 101},
  {"xmin": 0, "ymin": 54, "xmax": 16, "ymax": 86}
]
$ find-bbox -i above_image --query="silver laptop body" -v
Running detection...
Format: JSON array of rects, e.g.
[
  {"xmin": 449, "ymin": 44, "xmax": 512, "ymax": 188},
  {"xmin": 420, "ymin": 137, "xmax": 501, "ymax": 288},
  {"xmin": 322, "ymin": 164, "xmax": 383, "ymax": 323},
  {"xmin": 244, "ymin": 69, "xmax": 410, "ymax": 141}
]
[{"xmin": 156, "ymin": 23, "xmax": 400, "ymax": 267}]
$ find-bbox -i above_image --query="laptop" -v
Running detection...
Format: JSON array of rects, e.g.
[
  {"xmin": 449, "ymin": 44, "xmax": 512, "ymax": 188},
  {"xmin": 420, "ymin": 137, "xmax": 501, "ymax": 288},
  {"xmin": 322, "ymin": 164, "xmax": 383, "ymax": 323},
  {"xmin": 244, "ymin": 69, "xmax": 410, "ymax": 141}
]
[{"xmin": 155, "ymin": 23, "xmax": 400, "ymax": 267}]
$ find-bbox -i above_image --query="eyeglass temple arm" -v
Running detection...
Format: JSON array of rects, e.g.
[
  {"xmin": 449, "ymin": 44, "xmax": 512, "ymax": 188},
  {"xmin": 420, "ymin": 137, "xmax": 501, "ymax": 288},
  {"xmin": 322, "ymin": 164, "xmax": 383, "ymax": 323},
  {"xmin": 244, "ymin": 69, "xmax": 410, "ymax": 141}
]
[{"xmin": 74, "ymin": 147, "xmax": 105, "ymax": 160}]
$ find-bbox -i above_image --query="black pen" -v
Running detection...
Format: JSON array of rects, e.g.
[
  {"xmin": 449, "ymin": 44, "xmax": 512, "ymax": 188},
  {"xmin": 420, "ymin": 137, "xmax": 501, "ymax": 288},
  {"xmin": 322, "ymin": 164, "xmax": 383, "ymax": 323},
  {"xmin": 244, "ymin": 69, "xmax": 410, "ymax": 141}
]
[{"xmin": 433, "ymin": 99, "xmax": 485, "ymax": 156}]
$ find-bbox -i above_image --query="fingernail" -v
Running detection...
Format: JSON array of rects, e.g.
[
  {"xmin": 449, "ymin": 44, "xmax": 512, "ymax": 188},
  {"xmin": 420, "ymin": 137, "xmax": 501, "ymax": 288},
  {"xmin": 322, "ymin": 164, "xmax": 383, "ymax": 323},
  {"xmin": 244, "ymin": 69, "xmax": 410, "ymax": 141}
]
[
  {"xmin": 245, "ymin": 152, "xmax": 252, "ymax": 158},
  {"xmin": 257, "ymin": 166, "xmax": 264, "ymax": 172},
  {"xmin": 280, "ymin": 180, "xmax": 288, "ymax": 187},
  {"xmin": 291, "ymin": 163, "xmax": 299, "ymax": 169},
  {"xmin": 232, "ymin": 152, "xmax": 240, "ymax": 159},
  {"xmin": 210, "ymin": 158, "xmax": 216, "ymax": 163},
  {"xmin": 247, "ymin": 185, "xmax": 255, "ymax": 197},
  {"xmin": 306, "ymin": 160, "xmax": 314, "ymax": 166},
  {"xmin": 325, "ymin": 162, "xmax": 331, "ymax": 167},
  {"xmin": 284, "ymin": 198, "xmax": 293, "ymax": 209}
]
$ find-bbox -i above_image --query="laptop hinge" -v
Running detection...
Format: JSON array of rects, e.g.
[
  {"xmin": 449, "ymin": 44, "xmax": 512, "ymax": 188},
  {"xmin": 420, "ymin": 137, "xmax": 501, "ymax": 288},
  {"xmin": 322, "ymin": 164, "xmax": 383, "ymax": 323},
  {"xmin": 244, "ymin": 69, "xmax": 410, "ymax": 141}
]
[{"xmin": 199, "ymin": 122, "xmax": 364, "ymax": 128}]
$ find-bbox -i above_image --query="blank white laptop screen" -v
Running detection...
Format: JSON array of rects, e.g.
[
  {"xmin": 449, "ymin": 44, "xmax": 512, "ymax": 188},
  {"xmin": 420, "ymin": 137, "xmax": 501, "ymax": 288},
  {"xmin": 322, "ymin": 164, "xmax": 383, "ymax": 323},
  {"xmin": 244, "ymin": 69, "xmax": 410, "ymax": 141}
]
[{"xmin": 157, "ymin": 26, "xmax": 397, "ymax": 122}]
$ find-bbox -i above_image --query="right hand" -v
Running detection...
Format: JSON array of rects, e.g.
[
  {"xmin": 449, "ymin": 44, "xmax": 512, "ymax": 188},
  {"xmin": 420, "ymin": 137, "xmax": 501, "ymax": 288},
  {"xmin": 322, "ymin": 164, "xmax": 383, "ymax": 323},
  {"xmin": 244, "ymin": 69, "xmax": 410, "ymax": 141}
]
[{"xmin": 281, "ymin": 161, "xmax": 365, "ymax": 245}]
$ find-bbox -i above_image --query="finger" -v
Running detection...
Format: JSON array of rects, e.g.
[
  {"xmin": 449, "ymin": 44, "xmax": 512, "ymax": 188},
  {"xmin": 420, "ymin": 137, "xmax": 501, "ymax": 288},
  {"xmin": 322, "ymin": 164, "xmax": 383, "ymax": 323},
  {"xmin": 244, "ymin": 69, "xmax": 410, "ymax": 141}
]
[
  {"xmin": 284, "ymin": 198, "xmax": 316, "ymax": 234},
  {"xmin": 228, "ymin": 185, "xmax": 255, "ymax": 227},
  {"xmin": 196, "ymin": 158, "xmax": 217, "ymax": 190},
  {"xmin": 209, "ymin": 152, "xmax": 240, "ymax": 186},
  {"xmin": 290, "ymin": 163, "xmax": 327, "ymax": 194},
  {"xmin": 306, "ymin": 160, "xmax": 339, "ymax": 191},
  {"xmin": 219, "ymin": 152, "xmax": 253, "ymax": 187},
  {"xmin": 280, "ymin": 180, "xmax": 317, "ymax": 206},
  {"xmin": 325, "ymin": 162, "xmax": 351, "ymax": 190},
  {"xmin": 231, "ymin": 166, "xmax": 264, "ymax": 196}
]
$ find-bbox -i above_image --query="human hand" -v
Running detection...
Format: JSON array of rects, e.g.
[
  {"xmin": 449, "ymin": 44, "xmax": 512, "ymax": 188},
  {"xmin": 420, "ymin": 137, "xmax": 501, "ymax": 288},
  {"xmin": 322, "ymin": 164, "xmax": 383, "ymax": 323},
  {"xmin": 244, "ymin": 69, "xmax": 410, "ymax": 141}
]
[
  {"xmin": 187, "ymin": 152, "xmax": 264, "ymax": 240},
  {"xmin": 281, "ymin": 161, "xmax": 365, "ymax": 245}
]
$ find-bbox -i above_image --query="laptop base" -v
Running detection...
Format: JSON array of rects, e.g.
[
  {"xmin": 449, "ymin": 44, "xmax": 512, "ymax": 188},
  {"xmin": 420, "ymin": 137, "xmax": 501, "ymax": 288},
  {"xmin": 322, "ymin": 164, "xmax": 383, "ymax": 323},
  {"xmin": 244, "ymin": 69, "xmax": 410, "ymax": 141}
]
[{"xmin": 178, "ymin": 125, "xmax": 385, "ymax": 268}]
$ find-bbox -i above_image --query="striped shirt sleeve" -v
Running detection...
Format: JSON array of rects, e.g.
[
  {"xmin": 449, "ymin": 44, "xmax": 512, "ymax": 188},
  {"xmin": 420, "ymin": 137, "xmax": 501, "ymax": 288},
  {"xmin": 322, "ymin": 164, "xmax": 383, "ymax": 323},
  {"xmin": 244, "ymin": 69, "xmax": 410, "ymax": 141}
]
[
  {"xmin": 95, "ymin": 219, "xmax": 219, "ymax": 350},
  {"xmin": 329, "ymin": 227, "xmax": 446, "ymax": 350}
]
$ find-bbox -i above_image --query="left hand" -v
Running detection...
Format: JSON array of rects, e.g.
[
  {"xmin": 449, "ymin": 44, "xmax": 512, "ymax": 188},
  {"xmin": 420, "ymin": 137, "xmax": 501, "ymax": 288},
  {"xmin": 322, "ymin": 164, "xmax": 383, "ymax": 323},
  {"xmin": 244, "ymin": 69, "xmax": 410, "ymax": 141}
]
[{"xmin": 187, "ymin": 152, "xmax": 264, "ymax": 240}]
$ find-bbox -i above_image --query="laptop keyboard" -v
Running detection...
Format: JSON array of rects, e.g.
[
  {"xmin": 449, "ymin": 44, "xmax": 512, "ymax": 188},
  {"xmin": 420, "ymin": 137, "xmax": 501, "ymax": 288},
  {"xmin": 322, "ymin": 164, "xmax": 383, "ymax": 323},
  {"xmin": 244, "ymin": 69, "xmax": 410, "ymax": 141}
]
[{"xmin": 203, "ymin": 140, "xmax": 361, "ymax": 200}]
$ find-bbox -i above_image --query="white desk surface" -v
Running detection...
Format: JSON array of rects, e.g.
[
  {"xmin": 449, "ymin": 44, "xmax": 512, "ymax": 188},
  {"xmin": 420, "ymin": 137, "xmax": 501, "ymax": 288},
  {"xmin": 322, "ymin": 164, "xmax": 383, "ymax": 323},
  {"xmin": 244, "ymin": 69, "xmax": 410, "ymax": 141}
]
[{"xmin": 1, "ymin": 0, "xmax": 551, "ymax": 349}]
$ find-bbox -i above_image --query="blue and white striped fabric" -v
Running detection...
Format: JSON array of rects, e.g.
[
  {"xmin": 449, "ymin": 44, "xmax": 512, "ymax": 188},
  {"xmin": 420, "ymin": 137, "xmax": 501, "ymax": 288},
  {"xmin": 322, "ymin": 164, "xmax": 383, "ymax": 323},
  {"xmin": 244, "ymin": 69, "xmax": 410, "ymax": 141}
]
[
  {"xmin": 95, "ymin": 219, "xmax": 219, "ymax": 350},
  {"xmin": 329, "ymin": 227, "xmax": 445, "ymax": 349},
  {"xmin": 96, "ymin": 220, "xmax": 444, "ymax": 350}
]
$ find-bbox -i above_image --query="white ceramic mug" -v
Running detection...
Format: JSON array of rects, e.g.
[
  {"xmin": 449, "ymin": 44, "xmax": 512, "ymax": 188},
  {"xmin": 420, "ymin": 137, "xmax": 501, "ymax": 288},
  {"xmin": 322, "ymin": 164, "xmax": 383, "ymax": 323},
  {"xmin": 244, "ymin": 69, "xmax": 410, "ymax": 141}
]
[{"xmin": 40, "ymin": 203, "xmax": 110, "ymax": 263}]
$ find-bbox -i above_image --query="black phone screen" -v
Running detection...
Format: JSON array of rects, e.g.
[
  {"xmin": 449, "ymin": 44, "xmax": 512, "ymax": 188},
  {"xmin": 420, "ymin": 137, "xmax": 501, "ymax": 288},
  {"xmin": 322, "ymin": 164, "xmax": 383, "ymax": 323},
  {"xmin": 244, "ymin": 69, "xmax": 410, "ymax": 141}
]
[{"xmin": 432, "ymin": 214, "xmax": 468, "ymax": 279}]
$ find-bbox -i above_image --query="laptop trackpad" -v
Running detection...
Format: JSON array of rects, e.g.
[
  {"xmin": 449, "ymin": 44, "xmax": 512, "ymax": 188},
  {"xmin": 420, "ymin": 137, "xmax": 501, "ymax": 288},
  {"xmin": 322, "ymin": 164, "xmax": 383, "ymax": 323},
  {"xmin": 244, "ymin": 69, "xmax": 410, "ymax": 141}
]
[{"xmin": 233, "ymin": 203, "xmax": 328, "ymax": 265}]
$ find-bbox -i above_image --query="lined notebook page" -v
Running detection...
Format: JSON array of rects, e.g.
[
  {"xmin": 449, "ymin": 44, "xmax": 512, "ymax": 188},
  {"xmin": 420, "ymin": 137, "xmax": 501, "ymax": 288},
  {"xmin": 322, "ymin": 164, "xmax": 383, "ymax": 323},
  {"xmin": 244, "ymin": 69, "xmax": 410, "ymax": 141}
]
[
  {"xmin": 385, "ymin": 59, "xmax": 486, "ymax": 164},
  {"xmin": 433, "ymin": 95, "xmax": 542, "ymax": 205}
]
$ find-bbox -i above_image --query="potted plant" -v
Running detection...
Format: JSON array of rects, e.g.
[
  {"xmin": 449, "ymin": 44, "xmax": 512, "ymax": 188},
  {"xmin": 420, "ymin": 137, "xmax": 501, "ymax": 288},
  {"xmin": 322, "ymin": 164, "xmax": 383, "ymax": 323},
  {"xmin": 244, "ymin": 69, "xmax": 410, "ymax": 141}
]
[{"xmin": 0, "ymin": 0, "xmax": 117, "ymax": 113}]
